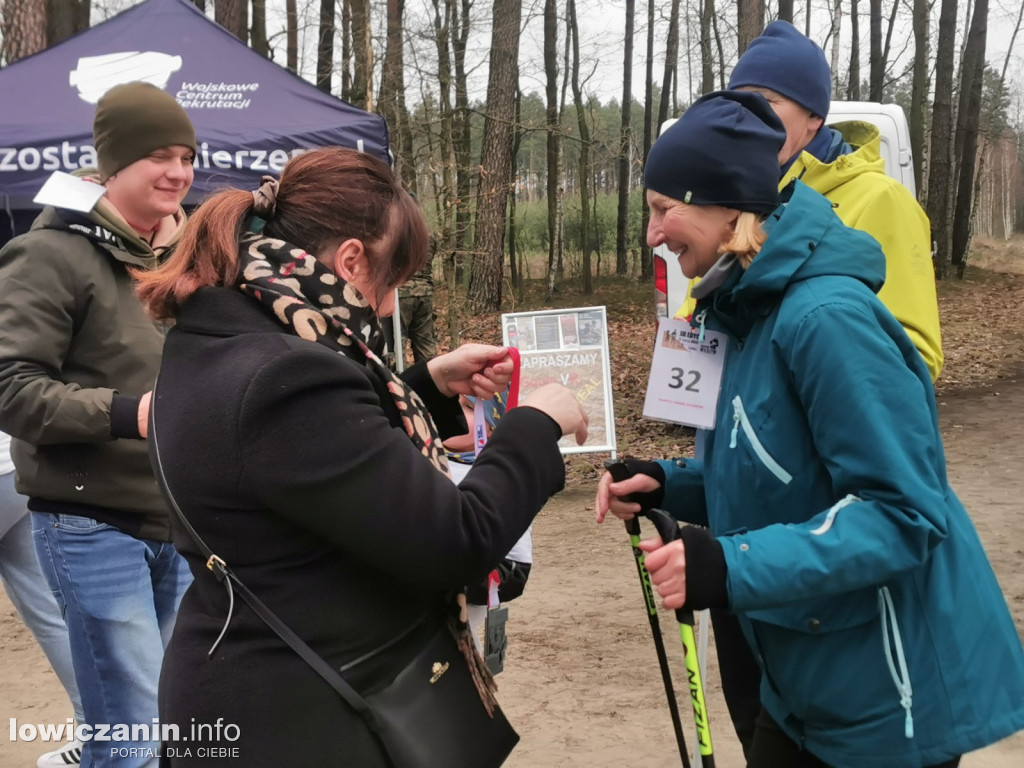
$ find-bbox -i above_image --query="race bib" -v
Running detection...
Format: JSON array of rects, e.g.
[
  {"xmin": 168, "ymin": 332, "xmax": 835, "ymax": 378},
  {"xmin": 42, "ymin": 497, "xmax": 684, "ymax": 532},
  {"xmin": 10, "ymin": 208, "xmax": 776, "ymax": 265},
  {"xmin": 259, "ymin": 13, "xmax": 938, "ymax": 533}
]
[{"xmin": 643, "ymin": 317, "xmax": 727, "ymax": 430}]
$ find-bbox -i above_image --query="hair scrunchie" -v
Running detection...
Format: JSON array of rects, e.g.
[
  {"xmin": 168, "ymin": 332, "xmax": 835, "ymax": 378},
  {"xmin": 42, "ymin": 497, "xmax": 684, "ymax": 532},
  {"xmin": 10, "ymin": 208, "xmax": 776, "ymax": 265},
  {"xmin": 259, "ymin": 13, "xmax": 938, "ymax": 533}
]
[{"xmin": 251, "ymin": 175, "xmax": 280, "ymax": 219}]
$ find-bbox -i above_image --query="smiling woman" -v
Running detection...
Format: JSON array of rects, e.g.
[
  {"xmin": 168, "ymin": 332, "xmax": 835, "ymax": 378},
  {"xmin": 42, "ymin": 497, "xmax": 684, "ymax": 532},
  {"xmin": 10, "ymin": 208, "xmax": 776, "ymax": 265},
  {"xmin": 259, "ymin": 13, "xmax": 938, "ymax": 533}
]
[
  {"xmin": 645, "ymin": 191, "xmax": 740, "ymax": 279},
  {"xmin": 597, "ymin": 89, "xmax": 1024, "ymax": 768},
  {"xmin": 643, "ymin": 90, "xmax": 784, "ymax": 282}
]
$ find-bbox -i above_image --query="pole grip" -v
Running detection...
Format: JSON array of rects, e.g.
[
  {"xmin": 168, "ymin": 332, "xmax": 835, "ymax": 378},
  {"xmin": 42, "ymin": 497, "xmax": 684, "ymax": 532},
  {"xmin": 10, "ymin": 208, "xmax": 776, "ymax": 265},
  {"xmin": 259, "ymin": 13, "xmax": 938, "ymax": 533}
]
[
  {"xmin": 603, "ymin": 460, "xmax": 641, "ymax": 536},
  {"xmin": 643, "ymin": 507, "xmax": 695, "ymax": 626}
]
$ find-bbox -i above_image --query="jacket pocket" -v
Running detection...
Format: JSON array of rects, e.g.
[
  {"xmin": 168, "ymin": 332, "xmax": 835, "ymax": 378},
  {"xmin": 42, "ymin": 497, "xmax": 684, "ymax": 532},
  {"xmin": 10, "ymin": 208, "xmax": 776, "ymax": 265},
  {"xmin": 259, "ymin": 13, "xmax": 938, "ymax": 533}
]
[
  {"xmin": 728, "ymin": 395, "xmax": 792, "ymax": 485},
  {"xmin": 54, "ymin": 513, "xmax": 110, "ymax": 532},
  {"xmin": 747, "ymin": 586, "xmax": 915, "ymax": 736}
]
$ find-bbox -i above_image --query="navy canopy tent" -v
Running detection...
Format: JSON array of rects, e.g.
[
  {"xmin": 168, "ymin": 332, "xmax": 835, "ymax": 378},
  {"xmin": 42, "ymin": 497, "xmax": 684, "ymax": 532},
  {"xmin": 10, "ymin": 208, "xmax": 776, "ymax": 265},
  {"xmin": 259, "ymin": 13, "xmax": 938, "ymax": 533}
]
[{"xmin": 0, "ymin": 0, "xmax": 389, "ymax": 243}]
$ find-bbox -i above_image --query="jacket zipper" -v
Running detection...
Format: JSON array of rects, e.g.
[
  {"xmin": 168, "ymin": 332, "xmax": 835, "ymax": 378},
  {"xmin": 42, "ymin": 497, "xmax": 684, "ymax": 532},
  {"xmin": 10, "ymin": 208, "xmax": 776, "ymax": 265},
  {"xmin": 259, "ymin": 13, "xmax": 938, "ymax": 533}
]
[
  {"xmin": 694, "ymin": 309, "xmax": 708, "ymax": 343},
  {"xmin": 879, "ymin": 586, "xmax": 914, "ymax": 739},
  {"xmin": 728, "ymin": 396, "xmax": 792, "ymax": 484}
]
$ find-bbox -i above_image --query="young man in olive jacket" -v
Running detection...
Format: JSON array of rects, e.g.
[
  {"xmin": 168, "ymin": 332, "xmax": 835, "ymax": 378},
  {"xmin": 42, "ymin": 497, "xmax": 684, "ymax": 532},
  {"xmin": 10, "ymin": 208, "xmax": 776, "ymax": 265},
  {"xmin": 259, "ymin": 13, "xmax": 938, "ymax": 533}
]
[{"xmin": 0, "ymin": 82, "xmax": 195, "ymax": 768}]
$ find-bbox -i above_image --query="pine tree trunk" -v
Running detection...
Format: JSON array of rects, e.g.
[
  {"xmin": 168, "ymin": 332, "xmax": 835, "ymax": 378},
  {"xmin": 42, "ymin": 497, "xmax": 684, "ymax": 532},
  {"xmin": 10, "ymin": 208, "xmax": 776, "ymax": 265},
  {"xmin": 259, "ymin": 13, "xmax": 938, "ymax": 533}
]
[
  {"xmin": 341, "ymin": 0, "xmax": 351, "ymax": 99},
  {"xmin": 509, "ymin": 88, "xmax": 522, "ymax": 291},
  {"xmin": 452, "ymin": 0, "xmax": 473, "ymax": 262},
  {"xmin": 568, "ymin": 0, "xmax": 592, "ymax": 295},
  {"xmin": 430, "ymin": 0, "xmax": 455, "ymax": 256},
  {"xmin": 659, "ymin": 0, "xmax": 680, "ymax": 130},
  {"xmin": 286, "ymin": 0, "xmax": 298, "ymax": 72},
  {"xmin": 640, "ymin": 0, "xmax": 655, "ymax": 280},
  {"xmin": 615, "ymin": 0, "xmax": 634, "ymax": 278},
  {"xmin": 543, "ymin": 0, "xmax": 560, "ymax": 294},
  {"xmin": 869, "ymin": 0, "xmax": 883, "ymax": 100},
  {"xmin": 1, "ymin": 0, "xmax": 47, "ymax": 64},
  {"xmin": 926, "ymin": 0, "xmax": 959, "ymax": 278},
  {"xmin": 910, "ymin": 0, "xmax": 928, "ymax": 192},
  {"xmin": 316, "ymin": 0, "xmax": 334, "ymax": 93},
  {"xmin": 829, "ymin": 0, "xmax": 842, "ymax": 96},
  {"xmin": 349, "ymin": 0, "xmax": 372, "ymax": 110},
  {"xmin": 736, "ymin": 0, "xmax": 763, "ymax": 54},
  {"xmin": 251, "ymin": 0, "xmax": 269, "ymax": 57},
  {"xmin": 46, "ymin": 0, "xmax": 88, "ymax": 47},
  {"xmin": 700, "ymin": 0, "xmax": 714, "ymax": 94},
  {"xmin": 652, "ymin": 0, "xmax": 680, "ymax": 281},
  {"xmin": 214, "ymin": 0, "xmax": 247, "ymax": 42},
  {"xmin": 380, "ymin": 0, "xmax": 415, "ymax": 193},
  {"xmin": 712, "ymin": 10, "xmax": 726, "ymax": 89},
  {"xmin": 847, "ymin": 0, "xmax": 860, "ymax": 99},
  {"xmin": 951, "ymin": 0, "xmax": 989, "ymax": 277},
  {"xmin": 468, "ymin": 0, "xmax": 521, "ymax": 310}
]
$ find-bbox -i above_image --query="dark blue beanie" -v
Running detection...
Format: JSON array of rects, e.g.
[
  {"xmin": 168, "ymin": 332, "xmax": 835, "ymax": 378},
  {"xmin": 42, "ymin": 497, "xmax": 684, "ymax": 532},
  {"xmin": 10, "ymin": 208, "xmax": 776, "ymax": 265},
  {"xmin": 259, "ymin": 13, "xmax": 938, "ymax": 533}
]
[
  {"xmin": 728, "ymin": 20, "xmax": 832, "ymax": 118},
  {"xmin": 644, "ymin": 90, "xmax": 786, "ymax": 215}
]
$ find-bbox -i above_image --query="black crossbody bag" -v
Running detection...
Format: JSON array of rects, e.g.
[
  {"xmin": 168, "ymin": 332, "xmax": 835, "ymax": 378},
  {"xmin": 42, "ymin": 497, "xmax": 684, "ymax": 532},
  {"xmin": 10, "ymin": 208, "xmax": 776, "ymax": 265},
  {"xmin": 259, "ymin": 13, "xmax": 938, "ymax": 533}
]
[{"xmin": 149, "ymin": 393, "xmax": 519, "ymax": 768}]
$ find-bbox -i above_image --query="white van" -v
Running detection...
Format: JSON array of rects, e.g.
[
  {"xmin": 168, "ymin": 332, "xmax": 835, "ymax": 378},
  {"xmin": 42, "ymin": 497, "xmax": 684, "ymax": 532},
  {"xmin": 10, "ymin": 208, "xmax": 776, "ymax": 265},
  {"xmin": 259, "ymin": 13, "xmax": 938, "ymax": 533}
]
[{"xmin": 653, "ymin": 101, "xmax": 916, "ymax": 319}]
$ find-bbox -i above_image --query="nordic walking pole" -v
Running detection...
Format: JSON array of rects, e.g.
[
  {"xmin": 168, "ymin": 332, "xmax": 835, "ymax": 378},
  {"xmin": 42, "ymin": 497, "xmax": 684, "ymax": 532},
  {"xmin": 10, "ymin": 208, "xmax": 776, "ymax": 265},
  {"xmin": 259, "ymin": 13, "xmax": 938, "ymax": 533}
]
[
  {"xmin": 604, "ymin": 460, "xmax": 690, "ymax": 768},
  {"xmin": 643, "ymin": 507, "xmax": 716, "ymax": 768}
]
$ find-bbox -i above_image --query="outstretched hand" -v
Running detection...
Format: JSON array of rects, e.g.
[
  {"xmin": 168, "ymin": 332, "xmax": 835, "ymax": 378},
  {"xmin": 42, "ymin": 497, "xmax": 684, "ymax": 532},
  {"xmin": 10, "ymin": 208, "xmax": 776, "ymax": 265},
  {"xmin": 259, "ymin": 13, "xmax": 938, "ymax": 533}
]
[{"xmin": 594, "ymin": 470, "xmax": 662, "ymax": 523}]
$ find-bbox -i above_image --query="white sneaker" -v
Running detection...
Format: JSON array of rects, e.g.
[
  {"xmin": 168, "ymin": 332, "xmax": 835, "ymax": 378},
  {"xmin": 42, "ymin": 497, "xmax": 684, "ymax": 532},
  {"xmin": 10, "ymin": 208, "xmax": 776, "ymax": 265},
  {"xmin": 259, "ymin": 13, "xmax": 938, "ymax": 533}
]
[{"xmin": 36, "ymin": 739, "xmax": 82, "ymax": 767}]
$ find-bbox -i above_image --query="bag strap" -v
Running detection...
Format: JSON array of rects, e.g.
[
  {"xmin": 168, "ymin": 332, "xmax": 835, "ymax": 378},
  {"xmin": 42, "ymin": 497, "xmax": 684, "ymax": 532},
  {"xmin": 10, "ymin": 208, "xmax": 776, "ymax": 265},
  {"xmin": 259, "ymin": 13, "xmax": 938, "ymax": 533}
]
[{"xmin": 148, "ymin": 384, "xmax": 382, "ymax": 730}]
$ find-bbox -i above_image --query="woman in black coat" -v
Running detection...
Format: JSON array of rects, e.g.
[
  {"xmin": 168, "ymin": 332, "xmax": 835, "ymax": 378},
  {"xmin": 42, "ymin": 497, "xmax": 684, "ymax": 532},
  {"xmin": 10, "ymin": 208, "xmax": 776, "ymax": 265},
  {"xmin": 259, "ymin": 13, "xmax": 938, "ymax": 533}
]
[{"xmin": 136, "ymin": 148, "xmax": 587, "ymax": 767}]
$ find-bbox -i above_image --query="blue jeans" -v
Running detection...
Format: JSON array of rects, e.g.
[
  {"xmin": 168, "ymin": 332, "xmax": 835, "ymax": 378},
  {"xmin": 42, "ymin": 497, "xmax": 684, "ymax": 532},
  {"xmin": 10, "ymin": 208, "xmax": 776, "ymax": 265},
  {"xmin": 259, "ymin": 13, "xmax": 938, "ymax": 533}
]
[
  {"xmin": 0, "ymin": 472, "xmax": 84, "ymax": 724},
  {"xmin": 33, "ymin": 512, "xmax": 191, "ymax": 768}
]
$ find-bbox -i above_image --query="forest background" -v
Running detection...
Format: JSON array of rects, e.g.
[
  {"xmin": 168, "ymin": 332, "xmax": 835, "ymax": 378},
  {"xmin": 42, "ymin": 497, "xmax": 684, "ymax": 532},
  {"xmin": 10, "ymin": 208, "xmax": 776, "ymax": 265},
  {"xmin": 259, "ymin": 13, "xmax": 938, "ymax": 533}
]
[{"xmin": 1, "ymin": 0, "xmax": 1022, "ymax": 318}]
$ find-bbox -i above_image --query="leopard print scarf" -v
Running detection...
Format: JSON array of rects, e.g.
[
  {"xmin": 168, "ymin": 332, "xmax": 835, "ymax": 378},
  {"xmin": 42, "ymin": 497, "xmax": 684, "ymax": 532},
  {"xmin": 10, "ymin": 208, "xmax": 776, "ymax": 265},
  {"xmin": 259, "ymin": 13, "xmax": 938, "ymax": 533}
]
[{"xmin": 236, "ymin": 232, "xmax": 450, "ymax": 477}]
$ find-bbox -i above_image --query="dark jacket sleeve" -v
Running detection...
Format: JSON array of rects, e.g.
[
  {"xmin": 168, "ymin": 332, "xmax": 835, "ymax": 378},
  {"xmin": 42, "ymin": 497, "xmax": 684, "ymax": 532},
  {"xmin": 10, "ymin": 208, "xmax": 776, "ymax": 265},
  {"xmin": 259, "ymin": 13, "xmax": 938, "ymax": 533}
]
[
  {"xmin": 399, "ymin": 360, "xmax": 466, "ymax": 439},
  {"xmin": 0, "ymin": 234, "xmax": 116, "ymax": 444},
  {"xmin": 239, "ymin": 346, "xmax": 565, "ymax": 591}
]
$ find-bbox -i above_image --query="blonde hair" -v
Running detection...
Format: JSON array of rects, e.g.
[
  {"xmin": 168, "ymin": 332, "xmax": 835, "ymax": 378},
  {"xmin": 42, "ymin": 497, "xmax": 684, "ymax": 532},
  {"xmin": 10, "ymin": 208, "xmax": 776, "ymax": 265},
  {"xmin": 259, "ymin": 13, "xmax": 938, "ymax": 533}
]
[{"xmin": 719, "ymin": 211, "xmax": 767, "ymax": 268}]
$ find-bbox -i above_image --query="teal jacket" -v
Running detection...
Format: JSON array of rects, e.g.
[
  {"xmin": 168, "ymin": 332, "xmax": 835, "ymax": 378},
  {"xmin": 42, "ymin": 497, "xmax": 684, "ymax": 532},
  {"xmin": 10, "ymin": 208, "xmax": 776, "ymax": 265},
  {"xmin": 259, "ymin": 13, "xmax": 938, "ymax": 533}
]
[{"xmin": 658, "ymin": 181, "xmax": 1024, "ymax": 766}]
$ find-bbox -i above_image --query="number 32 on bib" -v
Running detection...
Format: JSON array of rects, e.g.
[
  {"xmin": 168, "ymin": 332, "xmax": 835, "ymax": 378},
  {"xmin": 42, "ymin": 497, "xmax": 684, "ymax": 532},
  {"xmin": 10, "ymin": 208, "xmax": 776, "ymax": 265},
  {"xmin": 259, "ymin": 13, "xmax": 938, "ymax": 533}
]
[{"xmin": 643, "ymin": 317, "xmax": 727, "ymax": 430}]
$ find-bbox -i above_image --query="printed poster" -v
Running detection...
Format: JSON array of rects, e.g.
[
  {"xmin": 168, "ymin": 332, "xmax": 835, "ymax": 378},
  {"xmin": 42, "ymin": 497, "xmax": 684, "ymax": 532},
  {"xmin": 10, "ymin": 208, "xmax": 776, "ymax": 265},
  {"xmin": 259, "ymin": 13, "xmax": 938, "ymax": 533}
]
[{"xmin": 502, "ymin": 306, "xmax": 615, "ymax": 455}]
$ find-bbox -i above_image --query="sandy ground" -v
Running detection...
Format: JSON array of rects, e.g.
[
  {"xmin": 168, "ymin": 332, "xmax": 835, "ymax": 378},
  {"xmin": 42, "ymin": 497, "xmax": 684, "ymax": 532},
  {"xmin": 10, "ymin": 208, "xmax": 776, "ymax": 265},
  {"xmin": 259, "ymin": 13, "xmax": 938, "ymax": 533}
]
[
  {"xmin": 496, "ymin": 371, "xmax": 1024, "ymax": 768},
  {"xmin": 2, "ymin": 373, "xmax": 1024, "ymax": 767}
]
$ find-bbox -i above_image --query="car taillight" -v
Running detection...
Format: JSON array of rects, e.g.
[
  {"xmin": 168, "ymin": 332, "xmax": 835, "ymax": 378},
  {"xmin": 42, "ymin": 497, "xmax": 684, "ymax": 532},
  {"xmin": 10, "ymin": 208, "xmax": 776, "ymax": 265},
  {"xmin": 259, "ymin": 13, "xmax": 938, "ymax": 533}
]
[{"xmin": 654, "ymin": 253, "xmax": 668, "ymax": 318}]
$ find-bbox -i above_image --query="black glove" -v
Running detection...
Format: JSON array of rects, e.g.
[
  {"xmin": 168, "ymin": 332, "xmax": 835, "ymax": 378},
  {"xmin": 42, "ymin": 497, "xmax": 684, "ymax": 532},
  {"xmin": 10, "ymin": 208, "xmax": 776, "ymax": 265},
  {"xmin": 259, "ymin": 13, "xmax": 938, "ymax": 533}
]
[
  {"xmin": 679, "ymin": 525, "xmax": 728, "ymax": 611},
  {"xmin": 617, "ymin": 458, "xmax": 667, "ymax": 513}
]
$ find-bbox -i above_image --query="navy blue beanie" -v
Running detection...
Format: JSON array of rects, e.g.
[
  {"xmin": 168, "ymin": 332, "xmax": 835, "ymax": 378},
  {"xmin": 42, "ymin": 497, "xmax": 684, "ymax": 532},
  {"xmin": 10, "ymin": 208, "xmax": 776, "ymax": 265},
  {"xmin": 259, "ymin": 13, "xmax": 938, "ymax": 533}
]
[
  {"xmin": 728, "ymin": 20, "xmax": 832, "ymax": 118},
  {"xmin": 644, "ymin": 90, "xmax": 786, "ymax": 215}
]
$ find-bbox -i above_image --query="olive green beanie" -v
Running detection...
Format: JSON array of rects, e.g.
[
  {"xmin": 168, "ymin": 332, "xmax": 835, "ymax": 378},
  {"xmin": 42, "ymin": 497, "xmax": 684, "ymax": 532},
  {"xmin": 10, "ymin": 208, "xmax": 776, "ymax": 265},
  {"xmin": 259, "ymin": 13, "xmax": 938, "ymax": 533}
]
[{"xmin": 93, "ymin": 81, "xmax": 197, "ymax": 181}]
